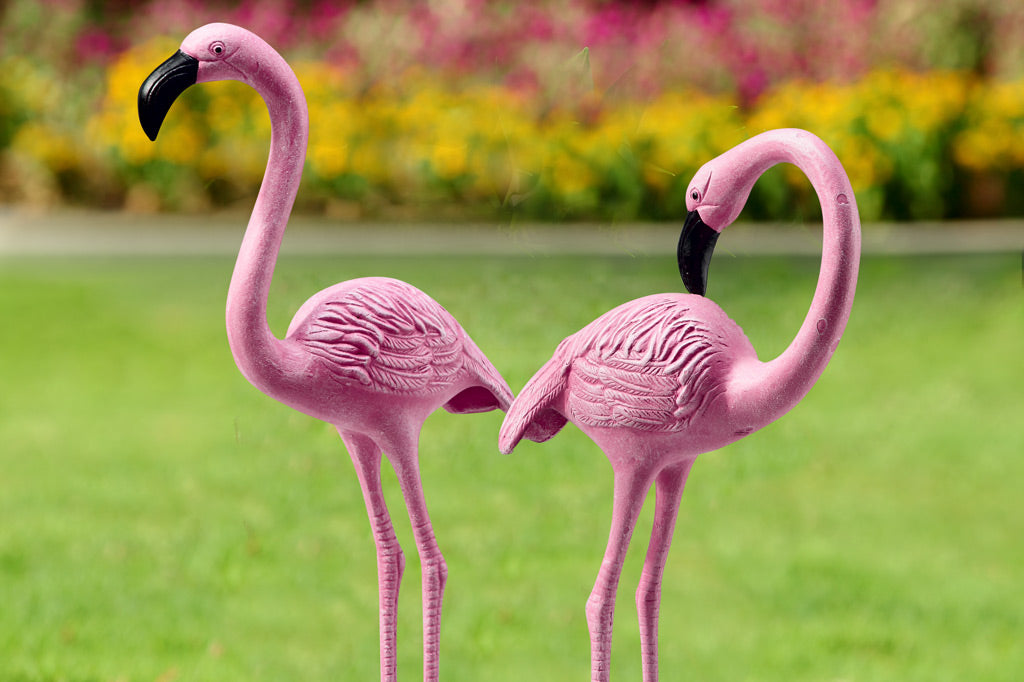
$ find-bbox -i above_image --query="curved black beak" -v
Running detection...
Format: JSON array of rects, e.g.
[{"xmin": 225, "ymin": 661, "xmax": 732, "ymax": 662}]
[
  {"xmin": 138, "ymin": 50, "xmax": 199, "ymax": 141},
  {"xmin": 677, "ymin": 210, "xmax": 720, "ymax": 296}
]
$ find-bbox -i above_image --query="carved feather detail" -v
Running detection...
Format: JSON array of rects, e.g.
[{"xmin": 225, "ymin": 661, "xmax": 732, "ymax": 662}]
[
  {"xmin": 298, "ymin": 279, "xmax": 465, "ymax": 393},
  {"xmin": 565, "ymin": 298, "xmax": 729, "ymax": 432},
  {"xmin": 500, "ymin": 295, "xmax": 733, "ymax": 451}
]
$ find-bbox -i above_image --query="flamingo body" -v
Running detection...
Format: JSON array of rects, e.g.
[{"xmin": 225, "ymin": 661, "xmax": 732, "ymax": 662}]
[
  {"xmin": 502, "ymin": 293, "xmax": 759, "ymax": 461},
  {"xmin": 281, "ymin": 276, "xmax": 511, "ymax": 425},
  {"xmin": 140, "ymin": 24, "xmax": 511, "ymax": 682},
  {"xmin": 499, "ymin": 128, "xmax": 860, "ymax": 682}
]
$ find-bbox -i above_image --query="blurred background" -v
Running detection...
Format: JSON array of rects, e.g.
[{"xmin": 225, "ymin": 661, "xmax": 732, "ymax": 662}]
[
  {"xmin": 1, "ymin": 2, "xmax": 1022, "ymax": 681},
  {"xmin": 1, "ymin": 0, "xmax": 1023, "ymax": 223}
]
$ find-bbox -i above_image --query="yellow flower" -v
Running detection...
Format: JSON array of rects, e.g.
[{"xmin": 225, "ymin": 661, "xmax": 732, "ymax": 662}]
[
  {"xmin": 832, "ymin": 134, "xmax": 892, "ymax": 191},
  {"xmin": 12, "ymin": 121, "xmax": 81, "ymax": 171},
  {"xmin": 865, "ymin": 105, "xmax": 907, "ymax": 143},
  {"xmin": 430, "ymin": 140, "xmax": 468, "ymax": 179},
  {"xmin": 548, "ymin": 151, "xmax": 596, "ymax": 196},
  {"xmin": 953, "ymin": 77, "xmax": 1024, "ymax": 171},
  {"xmin": 49, "ymin": 47, "xmax": 1015, "ymax": 216}
]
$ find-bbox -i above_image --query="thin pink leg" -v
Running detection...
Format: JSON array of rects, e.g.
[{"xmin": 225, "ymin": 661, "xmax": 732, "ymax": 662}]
[
  {"xmin": 341, "ymin": 430, "xmax": 405, "ymax": 682},
  {"xmin": 636, "ymin": 460, "xmax": 694, "ymax": 682},
  {"xmin": 587, "ymin": 467, "xmax": 654, "ymax": 682},
  {"xmin": 389, "ymin": 445, "xmax": 447, "ymax": 682}
]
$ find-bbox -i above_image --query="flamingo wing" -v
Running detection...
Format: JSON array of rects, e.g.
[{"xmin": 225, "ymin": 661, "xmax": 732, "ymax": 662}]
[
  {"xmin": 566, "ymin": 296, "xmax": 729, "ymax": 432},
  {"xmin": 567, "ymin": 355, "xmax": 683, "ymax": 430},
  {"xmin": 298, "ymin": 280, "xmax": 464, "ymax": 393}
]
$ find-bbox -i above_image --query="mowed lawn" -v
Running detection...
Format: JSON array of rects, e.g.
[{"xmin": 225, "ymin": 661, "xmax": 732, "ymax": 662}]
[{"xmin": 0, "ymin": 245, "xmax": 1020, "ymax": 681}]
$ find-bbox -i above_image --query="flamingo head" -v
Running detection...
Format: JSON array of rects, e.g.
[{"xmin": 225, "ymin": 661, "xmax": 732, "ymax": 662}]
[
  {"xmin": 139, "ymin": 23, "xmax": 269, "ymax": 141},
  {"xmin": 678, "ymin": 157, "xmax": 753, "ymax": 297}
]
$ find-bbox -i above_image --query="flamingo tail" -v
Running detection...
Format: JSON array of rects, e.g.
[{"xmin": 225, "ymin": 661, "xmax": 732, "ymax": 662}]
[
  {"xmin": 443, "ymin": 335, "xmax": 514, "ymax": 414},
  {"xmin": 498, "ymin": 355, "xmax": 569, "ymax": 454}
]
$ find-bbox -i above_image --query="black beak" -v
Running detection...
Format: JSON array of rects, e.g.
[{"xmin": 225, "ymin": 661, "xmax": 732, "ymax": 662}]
[
  {"xmin": 138, "ymin": 50, "xmax": 199, "ymax": 141},
  {"xmin": 677, "ymin": 210, "xmax": 720, "ymax": 296}
]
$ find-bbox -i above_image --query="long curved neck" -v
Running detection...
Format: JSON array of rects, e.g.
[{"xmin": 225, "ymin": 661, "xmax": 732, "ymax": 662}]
[
  {"xmin": 224, "ymin": 49, "xmax": 309, "ymax": 393},
  {"xmin": 731, "ymin": 130, "xmax": 861, "ymax": 426}
]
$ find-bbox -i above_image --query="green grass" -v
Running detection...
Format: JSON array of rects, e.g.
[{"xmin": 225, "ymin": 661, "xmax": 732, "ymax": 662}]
[{"xmin": 0, "ymin": 249, "xmax": 1021, "ymax": 681}]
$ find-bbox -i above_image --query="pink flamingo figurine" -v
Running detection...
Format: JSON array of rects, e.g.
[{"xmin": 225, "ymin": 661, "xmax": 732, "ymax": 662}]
[
  {"xmin": 499, "ymin": 128, "xmax": 861, "ymax": 682},
  {"xmin": 138, "ymin": 23, "xmax": 514, "ymax": 682}
]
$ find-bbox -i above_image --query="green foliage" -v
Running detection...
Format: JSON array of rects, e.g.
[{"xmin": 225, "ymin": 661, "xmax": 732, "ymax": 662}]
[
  {"xmin": 0, "ymin": 250, "xmax": 1021, "ymax": 680},
  {"xmin": 2, "ymin": 0, "xmax": 1024, "ymax": 219}
]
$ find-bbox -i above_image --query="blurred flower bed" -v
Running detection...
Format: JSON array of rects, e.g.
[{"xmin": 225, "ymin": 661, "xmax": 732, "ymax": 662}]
[{"xmin": 1, "ymin": 0, "xmax": 1023, "ymax": 222}]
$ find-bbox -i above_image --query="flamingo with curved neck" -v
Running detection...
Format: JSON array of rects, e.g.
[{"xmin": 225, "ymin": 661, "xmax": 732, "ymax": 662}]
[
  {"xmin": 139, "ymin": 23, "xmax": 515, "ymax": 682},
  {"xmin": 499, "ymin": 128, "xmax": 861, "ymax": 681}
]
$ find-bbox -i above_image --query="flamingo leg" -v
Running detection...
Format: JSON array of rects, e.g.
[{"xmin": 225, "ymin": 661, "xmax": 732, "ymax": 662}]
[
  {"xmin": 340, "ymin": 429, "xmax": 405, "ymax": 682},
  {"xmin": 636, "ymin": 460, "xmax": 694, "ymax": 682},
  {"xmin": 388, "ymin": 443, "xmax": 448, "ymax": 682},
  {"xmin": 587, "ymin": 467, "xmax": 655, "ymax": 682}
]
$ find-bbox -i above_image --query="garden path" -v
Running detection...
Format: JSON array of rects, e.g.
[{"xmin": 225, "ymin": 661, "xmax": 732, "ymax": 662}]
[{"xmin": 1, "ymin": 210, "xmax": 1021, "ymax": 257}]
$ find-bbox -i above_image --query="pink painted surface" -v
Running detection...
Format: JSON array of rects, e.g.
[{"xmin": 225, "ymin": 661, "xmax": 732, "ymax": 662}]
[
  {"xmin": 141, "ymin": 24, "xmax": 513, "ymax": 682},
  {"xmin": 500, "ymin": 129, "xmax": 861, "ymax": 681}
]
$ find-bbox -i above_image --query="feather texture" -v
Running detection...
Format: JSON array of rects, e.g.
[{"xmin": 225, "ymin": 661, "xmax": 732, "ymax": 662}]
[
  {"xmin": 500, "ymin": 295, "xmax": 732, "ymax": 451},
  {"xmin": 298, "ymin": 279, "xmax": 465, "ymax": 393},
  {"xmin": 564, "ymin": 297, "xmax": 729, "ymax": 431}
]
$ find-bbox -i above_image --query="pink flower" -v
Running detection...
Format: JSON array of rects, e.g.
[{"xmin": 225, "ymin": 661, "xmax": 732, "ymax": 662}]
[{"xmin": 75, "ymin": 28, "xmax": 122, "ymax": 64}]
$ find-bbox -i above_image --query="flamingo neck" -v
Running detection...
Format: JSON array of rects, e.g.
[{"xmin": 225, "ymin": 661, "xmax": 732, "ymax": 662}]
[
  {"xmin": 732, "ymin": 130, "xmax": 861, "ymax": 426},
  {"xmin": 224, "ymin": 51, "xmax": 309, "ymax": 392}
]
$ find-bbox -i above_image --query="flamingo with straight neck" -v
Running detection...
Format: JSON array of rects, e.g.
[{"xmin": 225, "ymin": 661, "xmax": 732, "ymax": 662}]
[
  {"xmin": 499, "ymin": 129, "xmax": 861, "ymax": 681},
  {"xmin": 139, "ymin": 23, "xmax": 515, "ymax": 682}
]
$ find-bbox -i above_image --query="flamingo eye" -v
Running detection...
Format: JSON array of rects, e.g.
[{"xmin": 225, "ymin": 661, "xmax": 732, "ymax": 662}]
[
  {"xmin": 211, "ymin": 42, "xmax": 226, "ymax": 56},
  {"xmin": 690, "ymin": 189, "xmax": 700, "ymax": 201}
]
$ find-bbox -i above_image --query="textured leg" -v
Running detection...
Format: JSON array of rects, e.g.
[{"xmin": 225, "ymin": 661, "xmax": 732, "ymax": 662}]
[
  {"xmin": 390, "ymin": 447, "xmax": 447, "ymax": 682},
  {"xmin": 341, "ymin": 430, "xmax": 405, "ymax": 682},
  {"xmin": 586, "ymin": 468, "xmax": 653, "ymax": 682},
  {"xmin": 636, "ymin": 460, "xmax": 694, "ymax": 682}
]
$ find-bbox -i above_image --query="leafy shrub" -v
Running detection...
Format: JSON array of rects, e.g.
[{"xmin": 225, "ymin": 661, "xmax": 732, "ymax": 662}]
[{"xmin": 2, "ymin": 0, "xmax": 1023, "ymax": 220}]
